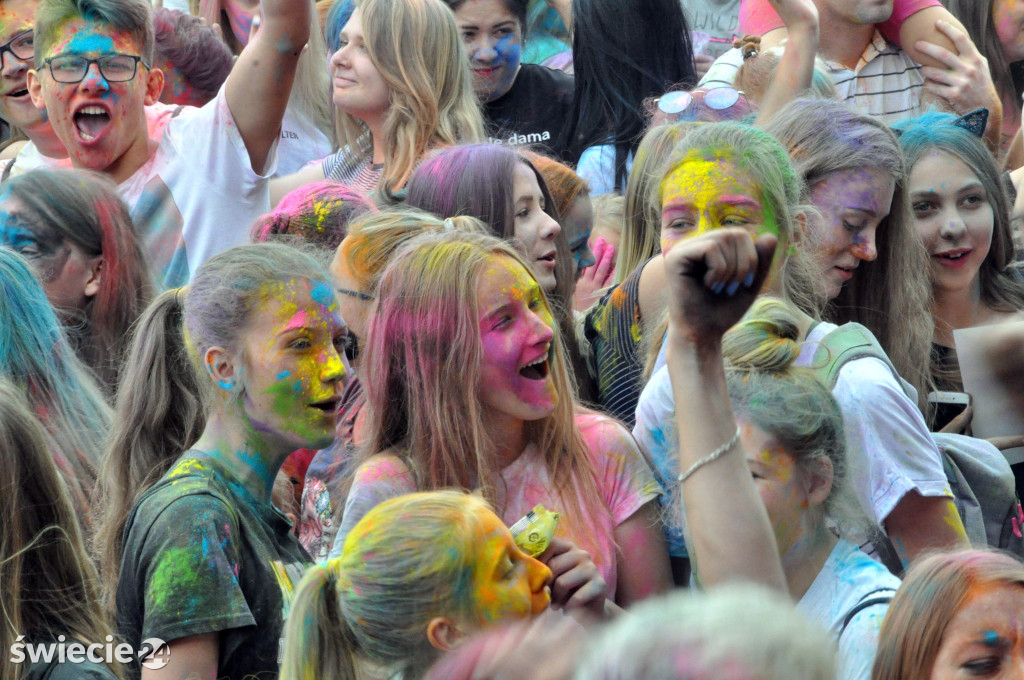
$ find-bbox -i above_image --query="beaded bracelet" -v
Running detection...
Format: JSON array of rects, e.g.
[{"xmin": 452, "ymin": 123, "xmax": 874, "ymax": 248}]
[{"xmin": 677, "ymin": 426, "xmax": 742, "ymax": 484}]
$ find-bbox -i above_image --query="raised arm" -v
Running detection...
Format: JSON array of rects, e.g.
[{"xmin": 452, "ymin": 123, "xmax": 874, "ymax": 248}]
[
  {"xmin": 663, "ymin": 229, "xmax": 786, "ymax": 592},
  {"xmin": 225, "ymin": 0, "xmax": 311, "ymax": 173},
  {"xmin": 754, "ymin": 0, "xmax": 819, "ymax": 127}
]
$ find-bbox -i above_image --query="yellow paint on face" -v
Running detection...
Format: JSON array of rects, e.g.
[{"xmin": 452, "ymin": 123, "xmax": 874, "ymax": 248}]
[
  {"xmin": 659, "ymin": 151, "xmax": 777, "ymax": 255},
  {"xmin": 470, "ymin": 509, "xmax": 552, "ymax": 623}
]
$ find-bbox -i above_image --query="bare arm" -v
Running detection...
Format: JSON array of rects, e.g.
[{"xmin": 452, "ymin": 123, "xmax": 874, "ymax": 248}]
[
  {"xmin": 897, "ymin": 6, "xmax": 966, "ymax": 69},
  {"xmin": 225, "ymin": 1, "xmax": 311, "ymax": 174},
  {"xmin": 270, "ymin": 163, "xmax": 327, "ymax": 208},
  {"xmin": 884, "ymin": 491, "xmax": 969, "ymax": 567},
  {"xmin": 141, "ymin": 633, "xmax": 219, "ymax": 680},
  {"xmin": 663, "ymin": 229, "xmax": 787, "ymax": 591},
  {"xmin": 613, "ymin": 502, "xmax": 673, "ymax": 606},
  {"xmin": 754, "ymin": 0, "xmax": 819, "ymax": 127}
]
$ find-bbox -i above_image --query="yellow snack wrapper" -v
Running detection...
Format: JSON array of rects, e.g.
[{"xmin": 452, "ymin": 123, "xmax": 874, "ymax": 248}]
[{"xmin": 511, "ymin": 504, "xmax": 560, "ymax": 557}]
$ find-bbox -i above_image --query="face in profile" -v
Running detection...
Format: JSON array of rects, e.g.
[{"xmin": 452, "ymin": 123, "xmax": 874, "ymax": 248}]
[
  {"xmin": 469, "ymin": 507, "xmax": 552, "ymax": 624},
  {"xmin": 908, "ymin": 149, "xmax": 994, "ymax": 296},
  {"xmin": 511, "ymin": 162, "xmax": 562, "ymax": 293},
  {"xmin": 805, "ymin": 167, "xmax": 894, "ymax": 300},
  {"xmin": 0, "ymin": 195, "xmax": 101, "ymax": 312},
  {"xmin": 928, "ymin": 582, "xmax": 1024, "ymax": 680},
  {"xmin": 453, "ymin": 0, "xmax": 523, "ymax": 103},
  {"xmin": 660, "ymin": 150, "xmax": 774, "ymax": 255},
  {"xmin": 476, "ymin": 254, "xmax": 558, "ymax": 425}
]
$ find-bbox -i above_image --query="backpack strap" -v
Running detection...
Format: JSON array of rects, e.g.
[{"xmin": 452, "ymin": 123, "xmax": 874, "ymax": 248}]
[
  {"xmin": 810, "ymin": 323, "xmax": 904, "ymax": 395},
  {"xmin": 839, "ymin": 587, "xmax": 896, "ymax": 639}
]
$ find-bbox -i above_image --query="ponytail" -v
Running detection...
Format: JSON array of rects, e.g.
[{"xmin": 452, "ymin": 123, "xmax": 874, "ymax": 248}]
[
  {"xmin": 280, "ymin": 561, "xmax": 360, "ymax": 680},
  {"xmin": 92, "ymin": 288, "xmax": 205, "ymax": 614}
]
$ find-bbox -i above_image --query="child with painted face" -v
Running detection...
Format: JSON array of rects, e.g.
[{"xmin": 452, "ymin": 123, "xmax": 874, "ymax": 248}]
[
  {"xmin": 873, "ymin": 550, "xmax": 1024, "ymax": 680},
  {"xmin": 0, "ymin": 248, "xmax": 110, "ymax": 522},
  {"xmin": 331, "ymin": 231, "xmax": 671, "ymax": 609},
  {"xmin": 633, "ymin": 122, "xmax": 969, "ymax": 582},
  {"xmin": 0, "ymin": 167, "xmax": 153, "ymax": 396},
  {"xmin": 0, "ymin": 378, "xmax": 121, "ymax": 680},
  {"xmin": 103, "ymin": 244, "xmax": 347, "ymax": 680},
  {"xmin": 282, "ymin": 491, "xmax": 553, "ymax": 680},
  {"xmin": 272, "ymin": 0, "xmax": 485, "ymax": 202},
  {"xmin": 442, "ymin": 0, "xmax": 575, "ymax": 161},
  {"xmin": 894, "ymin": 111, "xmax": 1024, "ymax": 429},
  {"xmin": 405, "ymin": 143, "xmax": 595, "ymax": 402},
  {"xmin": 23, "ymin": 0, "xmax": 309, "ymax": 289}
]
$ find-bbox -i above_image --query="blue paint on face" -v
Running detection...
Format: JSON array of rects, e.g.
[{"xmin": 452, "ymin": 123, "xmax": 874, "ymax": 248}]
[
  {"xmin": 61, "ymin": 31, "xmax": 116, "ymax": 56},
  {"xmin": 276, "ymin": 370, "xmax": 291, "ymax": 380},
  {"xmin": 310, "ymin": 281, "xmax": 334, "ymax": 306}
]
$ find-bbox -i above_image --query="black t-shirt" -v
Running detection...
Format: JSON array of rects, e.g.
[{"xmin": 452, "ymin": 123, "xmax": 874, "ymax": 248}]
[
  {"xmin": 483, "ymin": 63, "xmax": 575, "ymax": 161},
  {"xmin": 115, "ymin": 452, "xmax": 310, "ymax": 680}
]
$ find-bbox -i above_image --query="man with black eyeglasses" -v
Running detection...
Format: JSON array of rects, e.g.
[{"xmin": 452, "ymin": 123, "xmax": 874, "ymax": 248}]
[{"xmin": 19, "ymin": 0, "xmax": 309, "ymax": 288}]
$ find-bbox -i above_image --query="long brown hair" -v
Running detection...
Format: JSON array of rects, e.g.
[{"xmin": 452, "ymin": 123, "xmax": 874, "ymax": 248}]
[
  {"xmin": 2, "ymin": 168, "xmax": 154, "ymax": 395},
  {"xmin": 359, "ymin": 231, "xmax": 609, "ymax": 554},
  {"xmin": 0, "ymin": 378, "xmax": 122, "ymax": 680}
]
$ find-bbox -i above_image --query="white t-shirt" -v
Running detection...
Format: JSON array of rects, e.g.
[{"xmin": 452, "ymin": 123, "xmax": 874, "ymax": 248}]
[
  {"xmin": 576, "ymin": 144, "xmax": 634, "ymax": 196},
  {"xmin": 633, "ymin": 321, "xmax": 951, "ymax": 557},
  {"xmin": 797, "ymin": 538, "xmax": 901, "ymax": 680},
  {"xmin": 119, "ymin": 88, "xmax": 276, "ymax": 288},
  {"xmin": 276, "ymin": 107, "xmax": 332, "ymax": 177}
]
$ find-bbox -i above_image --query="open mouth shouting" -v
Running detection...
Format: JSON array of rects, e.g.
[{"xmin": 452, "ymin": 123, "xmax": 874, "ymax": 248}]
[
  {"xmin": 518, "ymin": 345, "xmax": 552, "ymax": 381},
  {"xmin": 73, "ymin": 104, "xmax": 112, "ymax": 144}
]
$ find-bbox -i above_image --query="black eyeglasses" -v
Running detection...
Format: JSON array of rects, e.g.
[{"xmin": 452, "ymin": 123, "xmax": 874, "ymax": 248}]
[
  {"xmin": 40, "ymin": 53, "xmax": 150, "ymax": 84},
  {"xmin": 0, "ymin": 30, "xmax": 34, "ymax": 67}
]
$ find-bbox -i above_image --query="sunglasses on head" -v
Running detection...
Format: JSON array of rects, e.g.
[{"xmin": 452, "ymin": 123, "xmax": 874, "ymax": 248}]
[{"xmin": 657, "ymin": 87, "xmax": 746, "ymax": 116}]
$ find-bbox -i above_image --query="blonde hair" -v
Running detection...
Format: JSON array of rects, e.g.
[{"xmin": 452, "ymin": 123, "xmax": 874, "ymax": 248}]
[
  {"xmin": 338, "ymin": 208, "xmax": 489, "ymax": 294},
  {"xmin": 615, "ymin": 121, "xmax": 691, "ymax": 285},
  {"xmin": 360, "ymin": 231, "xmax": 609, "ymax": 554},
  {"xmin": 280, "ymin": 491, "xmax": 499, "ymax": 680},
  {"xmin": 336, "ymin": 0, "xmax": 485, "ymax": 194},
  {"xmin": 722, "ymin": 298, "xmax": 872, "ymax": 540}
]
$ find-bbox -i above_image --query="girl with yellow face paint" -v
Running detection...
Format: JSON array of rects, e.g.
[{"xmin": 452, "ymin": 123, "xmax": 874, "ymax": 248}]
[
  {"xmin": 636, "ymin": 123, "xmax": 970, "ymax": 591},
  {"xmin": 281, "ymin": 491, "xmax": 556, "ymax": 680}
]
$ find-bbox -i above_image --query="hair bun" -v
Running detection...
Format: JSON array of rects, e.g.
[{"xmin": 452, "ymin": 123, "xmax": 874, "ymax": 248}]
[
  {"xmin": 733, "ymin": 34, "xmax": 761, "ymax": 61},
  {"xmin": 722, "ymin": 297, "xmax": 802, "ymax": 374}
]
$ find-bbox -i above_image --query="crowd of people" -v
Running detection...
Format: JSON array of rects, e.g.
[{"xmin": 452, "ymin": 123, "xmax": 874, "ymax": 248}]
[{"xmin": 2, "ymin": 0, "xmax": 1024, "ymax": 678}]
